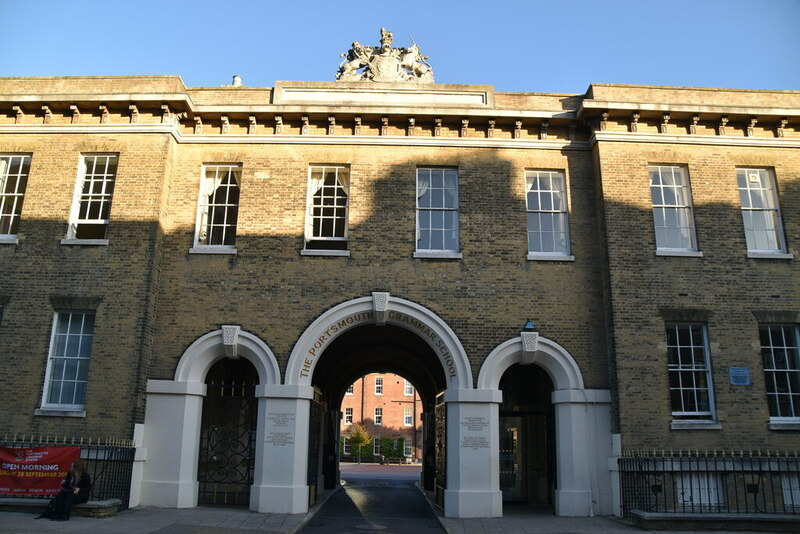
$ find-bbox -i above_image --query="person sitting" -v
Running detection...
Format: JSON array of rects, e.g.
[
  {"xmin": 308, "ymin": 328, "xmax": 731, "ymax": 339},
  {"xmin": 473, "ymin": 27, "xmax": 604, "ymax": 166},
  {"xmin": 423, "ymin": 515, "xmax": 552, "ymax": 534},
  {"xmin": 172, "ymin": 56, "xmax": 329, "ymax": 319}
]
[{"xmin": 37, "ymin": 460, "xmax": 92, "ymax": 521}]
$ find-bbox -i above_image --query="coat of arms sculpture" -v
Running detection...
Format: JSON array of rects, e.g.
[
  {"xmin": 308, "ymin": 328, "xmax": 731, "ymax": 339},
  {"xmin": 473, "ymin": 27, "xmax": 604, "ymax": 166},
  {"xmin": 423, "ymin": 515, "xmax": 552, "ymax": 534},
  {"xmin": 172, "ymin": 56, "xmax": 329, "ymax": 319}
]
[{"xmin": 336, "ymin": 28, "xmax": 434, "ymax": 83}]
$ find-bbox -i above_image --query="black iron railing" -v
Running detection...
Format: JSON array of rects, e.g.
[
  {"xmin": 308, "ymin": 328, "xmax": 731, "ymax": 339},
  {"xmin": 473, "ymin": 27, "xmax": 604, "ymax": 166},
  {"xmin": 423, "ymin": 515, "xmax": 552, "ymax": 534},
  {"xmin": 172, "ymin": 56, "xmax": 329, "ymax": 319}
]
[
  {"xmin": 619, "ymin": 450, "xmax": 800, "ymax": 518},
  {"xmin": 0, "ymin": 435, "xmax": 135, "ymax": 510}
]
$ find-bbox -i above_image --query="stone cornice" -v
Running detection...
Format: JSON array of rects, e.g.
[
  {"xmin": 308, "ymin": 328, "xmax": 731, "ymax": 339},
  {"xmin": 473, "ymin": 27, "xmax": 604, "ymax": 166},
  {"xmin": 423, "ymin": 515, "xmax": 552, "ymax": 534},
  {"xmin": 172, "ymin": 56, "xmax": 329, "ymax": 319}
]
[
  {"xmin": 590, "ymin": 130, "xmax": 800, "ymax": 148},
  {"xmin": 0, "ymin": 124, "xmax": 589, "ymax": 150},
  {"xmin": 579, "ymin": 100, "xmax": 800, "ymax": 120}
]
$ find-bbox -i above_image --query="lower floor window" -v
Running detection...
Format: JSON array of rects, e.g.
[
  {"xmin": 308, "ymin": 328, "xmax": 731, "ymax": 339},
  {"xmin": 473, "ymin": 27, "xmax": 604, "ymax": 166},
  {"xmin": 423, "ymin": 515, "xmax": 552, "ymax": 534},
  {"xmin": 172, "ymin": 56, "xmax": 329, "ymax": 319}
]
[
  {"xmin": 342, "ymin": 437, "xmax": 351, "ymax": 455},
  {"xmin": 760, "ymin": 324, "xmax": 800, "ymax": 419},
  {"xmin": 373, "ymin": 438, "xmax": 381, "ymax": 455},
  {"xmin": 42, "ymin": 311, "xmax": 95, "ymax": 409},
  {"xmin": 404, "ymin": 439, "xmax": 412, "ymax": 457},
  {"xmin": 666, "ymin": 323, "xmax": 715, "ymax": 420},
  {"xmin": 676, "ymin": 473, "xmax": 723, "ymax": 510}
]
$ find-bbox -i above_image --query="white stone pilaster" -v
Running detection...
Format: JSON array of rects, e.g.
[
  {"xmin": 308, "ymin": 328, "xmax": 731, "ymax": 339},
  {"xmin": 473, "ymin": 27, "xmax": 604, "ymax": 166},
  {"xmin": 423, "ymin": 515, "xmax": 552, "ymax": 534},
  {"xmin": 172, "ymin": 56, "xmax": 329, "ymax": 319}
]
[
  {"xmin": 443, "ymin": 388, "xmax": 502, "ymax": 518},
  {"xmin": 140, "ymin": 380, "xmax": 205, "ymax": 508},
  {"xmin": 250, "ymin": 384, "xmax": 315, "ymax": 514}
]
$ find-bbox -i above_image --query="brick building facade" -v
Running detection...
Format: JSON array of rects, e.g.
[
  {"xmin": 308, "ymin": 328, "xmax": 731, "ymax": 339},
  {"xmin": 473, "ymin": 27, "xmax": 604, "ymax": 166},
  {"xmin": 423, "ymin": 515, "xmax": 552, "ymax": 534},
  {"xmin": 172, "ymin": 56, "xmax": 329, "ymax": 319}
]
[
  {"xmin": 339, "ymin": 373, "xmax": 423, "ymax": 461},
  {"xmin": 0, "ymin": 72, "xmax": 797, "ymax": 518}
]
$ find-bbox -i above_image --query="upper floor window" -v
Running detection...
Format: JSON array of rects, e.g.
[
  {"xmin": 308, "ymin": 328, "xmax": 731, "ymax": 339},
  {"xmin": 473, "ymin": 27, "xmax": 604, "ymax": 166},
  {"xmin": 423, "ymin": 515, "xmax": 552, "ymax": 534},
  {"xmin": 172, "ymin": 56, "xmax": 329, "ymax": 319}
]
[
  {"xmin": 344, "ymin": 407, "xmax": 354, "ymax": 425},
  {"xmin": 374, "ymin": 377, "xmax": 383, "ymax": 395},
  {"xmin": 525, "ymin": 170, "xmax": 571, "ymax": 258},
  {"xmin": 736, "ymin": 168, "xmax": 787, "ymax": 255},
  {"xmin": 760, "ymin": 324, "xmax": 799, "ymax": 419},
  {"xmin": 649, "ymin": 165, "xmax": 698, "ymax": 253},
  {"xmin": 404, "ymin": 407, "xmax": 413, "ymax": 426},
  {"xmin": 68, "ymin": 154, "xmax": 118, "ymax": 240},
  {"xmin": 346, "ymin": 384, "xmax": 354, "ymax": 395},
  {"xmin": 416, "ymin": 167, "xmax": 459, "ymax": 255},
  {"xmin": 305, "ymin": 165, "xmax": 349, "ymax": 251},
  {"xmin": 374, "ymin": 407, "xmax": 383, "ymax": 425},
  {"xmin": 666, "ymin": 323, "xmax": 715, "ymax": 421},
  {"xmin": 0, "ymin": 155, "xmax": 31, "ymax": 237},
  {"xmin": 41, "ymin": 311, "xmax": 95, "ymax": 410},
  {"xmin": 404, "ymin": 379, "xmax": 413, "ymax": 396},
  {"xmin": 195, "ymin": 164, "xmax": 240, "ymax": 247}
]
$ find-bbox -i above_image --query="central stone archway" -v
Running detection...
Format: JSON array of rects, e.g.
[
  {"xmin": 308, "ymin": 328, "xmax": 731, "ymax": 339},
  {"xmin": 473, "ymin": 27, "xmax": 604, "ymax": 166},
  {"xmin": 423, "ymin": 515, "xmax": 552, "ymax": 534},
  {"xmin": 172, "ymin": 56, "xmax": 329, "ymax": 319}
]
[
  {"xmin": 285, "ymin": 293, "xmax": 472, "ymax": 390},
  {"xmin": 258, "ymin": 293, "xmax": 500, "ymax": 518}
]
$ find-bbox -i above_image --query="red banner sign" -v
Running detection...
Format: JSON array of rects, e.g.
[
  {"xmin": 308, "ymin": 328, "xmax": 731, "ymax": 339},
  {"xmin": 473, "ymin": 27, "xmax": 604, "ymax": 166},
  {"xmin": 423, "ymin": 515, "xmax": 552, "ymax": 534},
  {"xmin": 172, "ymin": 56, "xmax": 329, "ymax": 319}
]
[{"xmin": 0, "ymin": 446, "xmax": 80, "ymax": 496}]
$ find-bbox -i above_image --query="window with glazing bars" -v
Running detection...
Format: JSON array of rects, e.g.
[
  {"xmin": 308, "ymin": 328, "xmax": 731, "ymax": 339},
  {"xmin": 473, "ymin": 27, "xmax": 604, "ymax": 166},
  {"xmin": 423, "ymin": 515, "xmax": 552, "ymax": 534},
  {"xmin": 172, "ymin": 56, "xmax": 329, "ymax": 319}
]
[
  {"xmin": 404, "ymin": 379, "xmax": 413, "ymax": 396},
  {"xmin": 0, "ymin": 155, "xmax": 31, "ymax": 235},
  {"xmin": 649, "ymin": 165, "xmax": 697, "ymax": 251},
  {"xmin": 374, "ymin": 407, "xmax": 383, "ymax": 425},
  {"xmin": 666, "ymin": 323, "xmax": 715, "ymax": 419},
  {"xmin": 305, "ymin": 165, "xmax": 349, "ymax": 250},
  {"xmin": 526, "ymin": 170, "xmax": 570, "ymax": 255},
  {"xmin": 343, "ymin": 437, "xmax": 351, "ymax": 455},
  {"xmin": 416, "ymin": 167, "xmax": 459, "ymax": 252},
  {"xmin": 344, "ymin": 407, "xmax": 354, "ymax": 424},
  {"xmin": 737, "ymin": 168, "xmax": 787, "ymax": 253},
  {"xmin": 760, "ymin": 325, "xmax": 800, "ymax": 418},
  {"xmin": 404, "ymin": 407, "xmax": 413, "ymax": 426},
  {"xmin": 374, "ymin": 377, "xmax": 383, "ymax": 395},
  {"xmin": 42, "ymin": 311, "xmax": 95, "ymax": 409},
  {"xmin": 69, "ymin": 155, "xmax": 118, "ymax": 240},
  {"xmin": 373, "ymin": 438, "xmax": 381, "ymax": 455},
  {"xmin": 196, "ymin": 164, "xmax": 240, "ymax": 246}
]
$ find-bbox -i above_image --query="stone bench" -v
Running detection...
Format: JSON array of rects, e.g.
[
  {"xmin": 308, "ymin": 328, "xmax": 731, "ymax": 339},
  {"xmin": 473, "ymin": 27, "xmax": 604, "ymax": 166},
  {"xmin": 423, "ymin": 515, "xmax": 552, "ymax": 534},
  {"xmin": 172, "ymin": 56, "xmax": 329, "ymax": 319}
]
[
  {"xmin": 0, "ymin": 497, "xmax": 122, "ymax": 518},
  {"xmin": 630, "ymin": 510, "xmax": 800, "ymax": 533}
]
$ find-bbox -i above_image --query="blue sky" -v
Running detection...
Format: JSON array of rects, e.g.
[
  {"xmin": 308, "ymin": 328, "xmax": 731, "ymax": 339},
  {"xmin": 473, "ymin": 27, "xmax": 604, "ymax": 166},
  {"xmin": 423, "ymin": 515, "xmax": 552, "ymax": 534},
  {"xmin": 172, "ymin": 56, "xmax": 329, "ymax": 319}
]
[{"xmin": 1, "ymin": 0, "xmax": 798, "ymax": 94}]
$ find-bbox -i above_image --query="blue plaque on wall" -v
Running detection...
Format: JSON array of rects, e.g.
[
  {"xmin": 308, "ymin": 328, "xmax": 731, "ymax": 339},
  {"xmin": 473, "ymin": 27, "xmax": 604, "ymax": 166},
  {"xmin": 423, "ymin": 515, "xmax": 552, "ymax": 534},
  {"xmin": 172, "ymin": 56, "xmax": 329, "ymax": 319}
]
[{"xmin": 729, "ymin": 367, "xmax": 751, "ymax": 386}]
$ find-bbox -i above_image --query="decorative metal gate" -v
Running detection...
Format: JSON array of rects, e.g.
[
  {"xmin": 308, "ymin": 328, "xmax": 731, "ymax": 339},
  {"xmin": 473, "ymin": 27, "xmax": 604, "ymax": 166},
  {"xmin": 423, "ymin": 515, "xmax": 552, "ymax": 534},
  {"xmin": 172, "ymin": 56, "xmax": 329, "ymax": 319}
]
[
  {"xmin": 198, "ymin": 380, "xmax": 256, "ymax": 506},
  {"xmin": 434, "ymin": 393, "xmax": 447, "ymax": 509},
  {"xmin": 307, "ymin": 399, "xmax": 323, "ymax": 506}
]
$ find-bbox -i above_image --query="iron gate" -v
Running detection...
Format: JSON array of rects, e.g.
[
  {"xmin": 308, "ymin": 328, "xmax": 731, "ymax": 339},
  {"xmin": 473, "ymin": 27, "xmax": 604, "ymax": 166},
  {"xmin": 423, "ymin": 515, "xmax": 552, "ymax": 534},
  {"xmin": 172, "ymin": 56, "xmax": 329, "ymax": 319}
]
[
  {"xmin": 198, "ymin": 380, "xmax": 256, "ymax": 506},
  {"xmin": 434, "ymin": 393, "xmax": 447, "ymax": 509}
]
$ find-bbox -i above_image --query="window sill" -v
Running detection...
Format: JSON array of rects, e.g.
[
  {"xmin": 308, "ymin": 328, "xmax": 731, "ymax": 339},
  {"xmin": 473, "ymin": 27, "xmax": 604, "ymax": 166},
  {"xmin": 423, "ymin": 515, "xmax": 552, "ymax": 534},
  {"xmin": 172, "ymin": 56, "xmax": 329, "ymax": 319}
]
[
  {"xmin": 527, "ymin": 253, "xmax": 575, "ymax": 262},
  {"xmin": 60, "ymin": 239, "xmax": 109, "ymax": 246},
  {"xmin": 768, "ymin": 418, "xmax": 800, "ymax": 431},
  {"xmin": 656, "ymin": 250, "xmax": 703, "ymax": 258},
  {"xmin": 34, "ymin": 408, "xmax": 86, "ymax": 418},
  {"xmin": 0, "ymin": 235, "xmax": 19, "ymax": 245},
  {"xmin": 670, "ymin": 420, "xmax": 721, "ymax": 430},
  {"xmin": 189, "ymin": 246, "xmax": 237, "ymax": 255},
  {"xmin": 747, "ymin": 252, "xmax": 794, "ymax": 260},
  {"xmin": 413, "ymin": 251, "xmax": 463, "ymax": 259},
  {"xmin": 301, "ymin": 249, "xmax": 350, "ymax": 257}
]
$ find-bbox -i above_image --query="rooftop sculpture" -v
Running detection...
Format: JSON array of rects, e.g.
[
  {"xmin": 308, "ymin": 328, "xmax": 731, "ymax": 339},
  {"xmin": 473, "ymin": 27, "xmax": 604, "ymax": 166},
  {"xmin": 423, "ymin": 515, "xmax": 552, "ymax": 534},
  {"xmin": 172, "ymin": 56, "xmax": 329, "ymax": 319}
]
[{"xmin": 336, "ymin": 28, "xmax": 434, "ymax": 83}]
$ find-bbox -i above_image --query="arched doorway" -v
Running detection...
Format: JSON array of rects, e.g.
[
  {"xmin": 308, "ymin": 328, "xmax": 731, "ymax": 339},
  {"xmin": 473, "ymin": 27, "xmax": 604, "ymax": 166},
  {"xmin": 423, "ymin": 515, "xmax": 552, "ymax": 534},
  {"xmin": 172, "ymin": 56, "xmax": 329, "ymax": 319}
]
[
  {"xmin": 498, "ymin": 364, "xmax": 555, "ymax": 506},
  {"xmin": 197, "ymin": 357, "xmax": 258, "ymax": 506},
  {"xmin": 140, "ymin": 326, "xmax": 280, "ymax": 509},
  {"xmin": 479, "ymin": 334, "xmax": 614, "ymax": 516}
]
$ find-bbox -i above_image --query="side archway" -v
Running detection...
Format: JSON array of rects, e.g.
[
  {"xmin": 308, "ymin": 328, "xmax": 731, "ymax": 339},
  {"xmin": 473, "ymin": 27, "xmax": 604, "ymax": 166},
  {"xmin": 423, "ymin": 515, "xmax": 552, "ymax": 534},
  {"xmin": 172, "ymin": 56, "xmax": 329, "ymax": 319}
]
[
  {"xmin": 139, "ymin": 326, "xmax": 280, "ymax": 509},
  {"xmin": 478, "ymin": 334, "xmax": 613, "ymax": 517}
]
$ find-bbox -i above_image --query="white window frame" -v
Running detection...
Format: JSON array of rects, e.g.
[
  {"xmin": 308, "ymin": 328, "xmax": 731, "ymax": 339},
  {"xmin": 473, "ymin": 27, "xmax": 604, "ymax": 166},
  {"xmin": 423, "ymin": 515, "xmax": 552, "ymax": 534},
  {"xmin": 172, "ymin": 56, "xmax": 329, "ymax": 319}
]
[
  {"xmin": 65, "ymin": 154, "xmax": 118, "ymax": 244},
  {"xmin": 191, "ymin": 164, "xmax": 241, "ymax": 254},
  {"xmin": 415, "ymin": 167, "xmax": 461, "ymax": 258},
  {"xmin": 374, "ymin": 407, "xmax": 383, "ymax": 426},
  {"xmin": 404, "ymin": 439, "xmax": 412, "ymax": 457},
  {"xmin": 403, "ymin": 379, "xmax": 413, "ymax": 396},
  {"xmin": 374, "ymin": 377, "xmax": 383, "ymax": 395},
  {"xmin": 302, "ymin": 165, "xmax": 350, "ymax": 256},
  {"xmin": 760, "ymin": 324, "xmax": 800, "ymax": 421},
  {"xmin": 736, "ymin": 168, "xmax": 790, "ymax": 258},
  {"xmin": 346, "ymin": 384, "xmax": 354, "ymax": 395},
  {"xmin": 666, "ymin": 323, "xmax": 716, "ymax": 421},
  {"xmin": 675, "ymin": 472, "xmax": 724, "ymax": 511},
  {"xmin": 373, "ymin": 438, "xmax": 381, "ymax": 455},
  {"xmin": 40, "ymin": 311, "xmax": 95, "ymax": 412},
  {"xmin": 342, "ymin": 437, "xmax": 351, "ymax": 455},
  {"xmin": 649, "ymin": 165, "xmax": 701, "ymax": 256},
  {"xmin": 404, "ymin": 407, "xmax": 413, "ymax": 426},
  {"xmin": 0, "ymin": 154, "xmax": 31, "ymax": 243},
  {"xmin": 344, "ymin": 407, "xmax": 354, "ymax": 425},
  {"xmin": 525, "ymin": 169, "xmax": 573, "ymax": 261}
]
